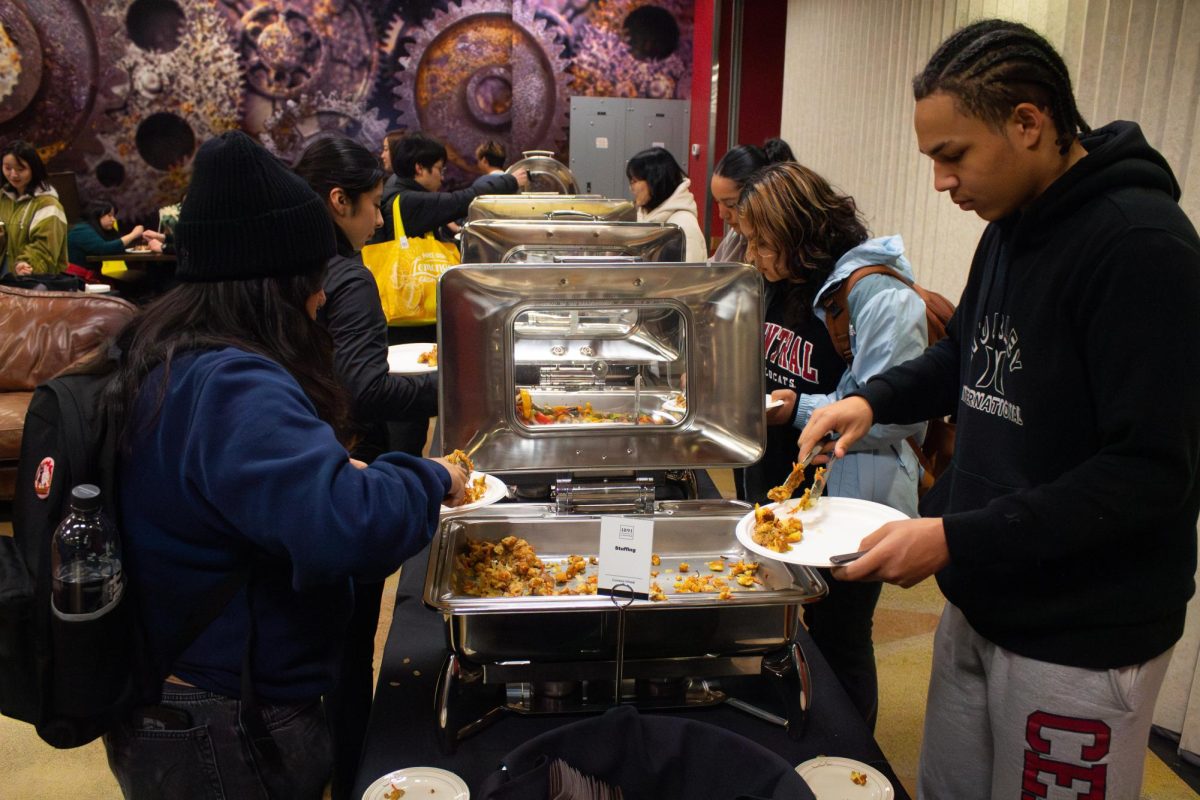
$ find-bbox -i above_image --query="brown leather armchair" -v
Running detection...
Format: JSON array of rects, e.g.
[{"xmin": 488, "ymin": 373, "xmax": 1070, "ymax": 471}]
[{"xmin": 0, "ymin": 285, "xmax": 137, "ymax": 500}]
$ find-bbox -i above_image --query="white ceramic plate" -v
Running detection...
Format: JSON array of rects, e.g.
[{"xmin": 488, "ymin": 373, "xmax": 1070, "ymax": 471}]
[
  {"xmin": 362, "ymin": 767, "xmax": 469, "ymax": 800},
  {"xmin": 388, "ymin": 343, "xmax": 438, "ymax": 374},
  {"xmin": 84, "ymin": 284, "xmax": 112, "ymax": 293},
  {"xmin": 442, "ymin": 472, "xmax": 506, "ymax": 514},
  {"xmin": 796, "ymin": 756, "xmax": 894, "ymax": 799},
  {"xmin": 765, "ymin": 394, "xmax": 785, "ymax": 410},
  {"xmin": 735, "ymin": 496, "xmax": 909, "ymax": 567}
]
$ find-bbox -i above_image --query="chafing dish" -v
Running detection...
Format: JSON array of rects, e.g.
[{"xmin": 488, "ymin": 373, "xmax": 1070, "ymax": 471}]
[
  {"xmin": 460, "ymin": 219, "xmax": 684, "ymax": 265},
  {"xmin": 467, "ymin": 194, "xmax": 636, "ymax": 222},
  {"xmin": 506, "ymin": 149, "xmax": 579, "ymax": 194},
  {"xmin": 431, "ymin": 262, "xmax": 823, "ymax": 751}
]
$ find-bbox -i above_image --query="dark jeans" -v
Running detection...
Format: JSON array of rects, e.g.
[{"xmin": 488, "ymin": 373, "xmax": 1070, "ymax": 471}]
[
  {"xmin": 104, "ymin": 684, "xmax": 332, "ymax": 800},
  {"xmin": 327, "ymin": 579, "xmax": 386, "ymax": 800},
  {"xmin": 802, "ymin": 571, "xmax": 882, "ymax": 730}
]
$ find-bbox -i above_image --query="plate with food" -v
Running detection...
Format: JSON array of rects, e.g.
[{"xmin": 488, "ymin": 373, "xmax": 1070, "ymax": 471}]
[
  {"xmin": 361, "ymin": 766, "xmax": 469, "ymax": 800},
  {"xmin": 388, "ymin": 343, "xmax": 438, "ymax": 374},
  {"xmin": 735, "ymin": 496, "xmax": 908, "ymax": 567},
  {"xmin": 661, "ymin": 391, "xmax": 687, "ymax": 414},
  {"xmin": 442, "ymin": 472, "xmax": 506, "ymax": 513},
  {"xmin": 795, "ymin": 756, "xmax": 894, "ymax": 799},
  {"xmin": 441, "ymin": 449, "xmax": 506, "ymax": 513},
  {"xmin": 125, "ymin": 245, "xmax": 152, "ymax": 253}
]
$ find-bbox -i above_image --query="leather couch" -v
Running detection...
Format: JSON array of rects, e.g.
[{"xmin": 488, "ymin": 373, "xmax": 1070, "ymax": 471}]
[{"xmin": 0, "ymin": 285, "xmax": 137, "ymax": 500}]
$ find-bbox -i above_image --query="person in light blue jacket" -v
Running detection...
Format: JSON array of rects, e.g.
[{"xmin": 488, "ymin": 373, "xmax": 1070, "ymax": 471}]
[{"xmin": 738, "ymin": 162, "xmax": 927, "ymax": 727}]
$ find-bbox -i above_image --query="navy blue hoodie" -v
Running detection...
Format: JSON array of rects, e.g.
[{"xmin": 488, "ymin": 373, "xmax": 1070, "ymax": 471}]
[{"xmin": 858, "ymin": 121, "xmax": 1200, "ymax": 668}]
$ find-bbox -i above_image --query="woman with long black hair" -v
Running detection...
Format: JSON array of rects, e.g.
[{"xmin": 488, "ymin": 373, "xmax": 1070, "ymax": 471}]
[
  {"xmin": 626, "ymin": 146, "xmax": 706, "ymax": 261},
  {"xmin": 708, "ymin": 138, "xmax": 795, "ymax": 264},
  {"xmin": 292, "ymin": 134, "xmax": 443, "ymax": 800},
  {"xmin": 102, "ymin": 131, "xmax": 467, "ymax": 799}
]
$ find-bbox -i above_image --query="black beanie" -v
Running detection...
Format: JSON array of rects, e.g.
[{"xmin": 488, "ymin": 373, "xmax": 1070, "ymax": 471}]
[{"xmin": 175, "ymin": 130, "xmax": 335, "ymax": 282}]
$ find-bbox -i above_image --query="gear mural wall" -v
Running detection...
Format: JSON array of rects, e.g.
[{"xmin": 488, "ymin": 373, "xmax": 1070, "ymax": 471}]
[{"xmin": 0, "ymin": 0, "xmax": 693, "ymax": 224}]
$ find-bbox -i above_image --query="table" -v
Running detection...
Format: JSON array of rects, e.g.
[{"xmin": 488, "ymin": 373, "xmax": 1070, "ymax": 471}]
[
  {"xmin": 354, "ymin": 542, "xmax": 911, "ymax": 799},
  {"xmin": 86, "ymin": 252, "xmax": 176, "ymax": 268}
]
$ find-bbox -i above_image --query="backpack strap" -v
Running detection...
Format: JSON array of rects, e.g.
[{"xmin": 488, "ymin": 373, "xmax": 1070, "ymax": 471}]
[
  {"xmin": 820, "ymin": 265, "xmax": 933, "ymax": 476},
  {"xmin": 820, "ymin": 264, "xmax": 912, "ymax": 364}
]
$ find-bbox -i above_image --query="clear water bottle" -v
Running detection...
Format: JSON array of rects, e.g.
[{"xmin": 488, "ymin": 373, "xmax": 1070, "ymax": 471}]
[{"xmin": 51, "ymin": 484, "xmax": 124, "ymax": 619}]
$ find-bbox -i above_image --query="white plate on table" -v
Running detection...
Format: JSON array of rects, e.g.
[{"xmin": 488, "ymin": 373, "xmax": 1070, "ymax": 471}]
[
  {"xmin": 735, "ymin": 496, "xmax": 908, "ymax": 567},
  {"xmin": 441, "ymin": 472, "xmax": 506, "ymax": 514},
  {"xmin": 362, "ymin": 766, "xmax": 469, "ymax": 800},
  {"xmin": 796, "ymin": 756, "xmax": 894, "ymax": 799},
  {"xmin": 388, "ymin": 343, "xmax": 437, "ymax": 374},
  {"xmin": 84, "ymin": 284, "xmax": 112, "ymax": 293}
]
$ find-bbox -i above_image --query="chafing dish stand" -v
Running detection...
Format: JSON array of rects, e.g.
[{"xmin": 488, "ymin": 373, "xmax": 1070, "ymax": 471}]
[{"xmin": 352, "ymin": 543, "xmax": 911, "ymax": 800}]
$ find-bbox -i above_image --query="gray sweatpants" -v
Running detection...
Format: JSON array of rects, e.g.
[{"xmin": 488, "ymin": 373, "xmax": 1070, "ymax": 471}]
[{"xmin": 918, "ymin": 604, "xmax": 1172, "ymax": 800}]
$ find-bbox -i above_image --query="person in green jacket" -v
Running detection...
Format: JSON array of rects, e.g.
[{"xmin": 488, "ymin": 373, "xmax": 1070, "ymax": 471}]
[
  {"xmin": 66, "ymin": 197, "xmax": 159, "ymax": 281},
  {"xmin": 0, "ymin": 140, "xmax": 68, "ymax": 275}
]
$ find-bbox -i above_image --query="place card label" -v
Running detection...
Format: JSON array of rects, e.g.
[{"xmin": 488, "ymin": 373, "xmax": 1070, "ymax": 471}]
[{"xmin": 597, "ymin": 516, "xmax": 654, "ymax": 600}]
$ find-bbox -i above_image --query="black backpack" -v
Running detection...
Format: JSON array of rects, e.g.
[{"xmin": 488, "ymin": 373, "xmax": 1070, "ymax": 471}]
[
  {"xmin": 0, "ymin": 357, "xmax": 256, "ymax": 750},
  {"xmin": 0, "ymin": 356, "xmax": 150, "ymax": 746}
]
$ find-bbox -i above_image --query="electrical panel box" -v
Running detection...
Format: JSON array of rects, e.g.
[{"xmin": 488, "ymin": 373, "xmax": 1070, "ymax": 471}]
[{"xmin": 569, "ymin": 97, "xmax": 691, "ymax": 200}]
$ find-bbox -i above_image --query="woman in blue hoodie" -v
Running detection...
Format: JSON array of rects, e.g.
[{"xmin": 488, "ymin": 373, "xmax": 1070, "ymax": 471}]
[
  {"xmin": 738, "ymin": 161, "xmax": 927, "ymax": 728},
  {"xmin": 102, "ymin": 131, "xmax": 468, "ymax": 799}
]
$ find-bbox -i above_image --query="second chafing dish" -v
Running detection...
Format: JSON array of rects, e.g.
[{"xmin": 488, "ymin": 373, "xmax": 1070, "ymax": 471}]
[{"xmin": 460, "ymin": 219, "xmax": 685, "ymax": 265}]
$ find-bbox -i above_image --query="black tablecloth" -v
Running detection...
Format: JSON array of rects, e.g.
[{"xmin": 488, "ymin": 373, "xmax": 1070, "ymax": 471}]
[{"xmin": 354, "ymin": 539, "xmax": 911, "ymax": 799}]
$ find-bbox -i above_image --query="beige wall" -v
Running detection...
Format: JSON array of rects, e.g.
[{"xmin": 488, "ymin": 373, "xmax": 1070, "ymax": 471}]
[{"xmin": 781, "ymin": 0, "xmax": 1200, "ymax": 300}]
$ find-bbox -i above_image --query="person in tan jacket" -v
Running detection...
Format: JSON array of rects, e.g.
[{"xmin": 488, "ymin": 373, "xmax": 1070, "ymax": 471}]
[{"xmin": 626, "ymin": 147, "xmax": 707, "ymax": 262}]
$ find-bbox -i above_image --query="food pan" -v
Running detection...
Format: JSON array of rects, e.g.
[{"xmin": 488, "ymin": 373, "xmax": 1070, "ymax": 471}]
[{"xmin": 423, "ymin": 501, "xmax": 826, "ymax": 663}]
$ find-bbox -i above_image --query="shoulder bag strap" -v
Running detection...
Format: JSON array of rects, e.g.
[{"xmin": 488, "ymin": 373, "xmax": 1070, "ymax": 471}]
[{"xmin": 392, "ymin": 196, "xmax": 408, "ymax": 242}]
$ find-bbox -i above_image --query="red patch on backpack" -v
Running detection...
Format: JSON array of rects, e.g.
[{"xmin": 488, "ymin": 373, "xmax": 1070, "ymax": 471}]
[{"xmin": 34, "ymin": 457, "xmax": 54, "ymax": 500}]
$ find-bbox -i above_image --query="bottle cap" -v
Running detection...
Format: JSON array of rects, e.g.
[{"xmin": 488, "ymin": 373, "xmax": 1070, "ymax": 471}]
[{"xmin": 70, "ymin": 484, "xmax": 102, "ymax": 511}]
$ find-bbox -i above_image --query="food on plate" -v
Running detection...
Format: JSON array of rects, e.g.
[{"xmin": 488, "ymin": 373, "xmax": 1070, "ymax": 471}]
[
  {"xmin": 767, "ymin": 464, "xmax": 826, "ymax": 507},
  {"xmin": 126, "ymin": 244, "xmax": 151, "ymax": 253},
  {"xmin": 850, "ymin": 770, "xmax": 869, "ymax": 786},
  {"xmin": 445, "ymin": 449, "xmax": 487, "ymax": 504},
  {"xmin": 456, "ymin": 536, "xmax": 758, "ymax": 600},
  {"xmin": 383, "ymin": 782, "xmax": 405, "ymax": 799},
  {"xmin": 417, "ymin": 344, "xmax": 438, "ymax": 366},
  {"xmin": 515, "ymin": 388, "xmax": 670, "ymax": 426},
  {"xmin": 752, "ymin": 504, "xmax": 804, "ymax": 553}
]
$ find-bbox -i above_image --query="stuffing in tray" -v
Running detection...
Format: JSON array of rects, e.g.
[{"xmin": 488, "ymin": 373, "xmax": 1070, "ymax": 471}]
[{"xmin": 456, "ymin": 536, "xmax": 760, "ymax": 600}]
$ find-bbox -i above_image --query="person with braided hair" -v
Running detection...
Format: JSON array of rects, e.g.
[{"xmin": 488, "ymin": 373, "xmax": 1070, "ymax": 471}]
[{"xmin": 797, "ymin": 19, "xmax": 1200, "ymax": 797}]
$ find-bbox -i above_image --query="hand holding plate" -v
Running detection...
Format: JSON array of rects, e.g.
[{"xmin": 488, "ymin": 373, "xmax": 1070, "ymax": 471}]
[
  {"xmin": 831, "ymin": 516, "xmax": 948, "ymax": 587},
  {"xmin": 431, "ymin": 457, "xmax": 470, "ymax": 506}
]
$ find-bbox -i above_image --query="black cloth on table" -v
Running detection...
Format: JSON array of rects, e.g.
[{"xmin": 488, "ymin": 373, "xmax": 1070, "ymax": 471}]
[
  {"xmin": 478, "ymin": 705, "xmax": 815, "ymax": 799},
  {"xmin": 353, "ymin": 539, "xmax": 911, "ymax": 799}
]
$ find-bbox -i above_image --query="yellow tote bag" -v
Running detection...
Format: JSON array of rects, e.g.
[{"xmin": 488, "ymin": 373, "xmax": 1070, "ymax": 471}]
[{"xmin": 361, "ymin": 196, "xmax": 460, "ymax": 326}]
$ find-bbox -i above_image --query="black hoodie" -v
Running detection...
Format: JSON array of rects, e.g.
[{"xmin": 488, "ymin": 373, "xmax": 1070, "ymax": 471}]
[{"xmin": 858, "ymin": 121, "xmax": 1200, "ymax": 668}]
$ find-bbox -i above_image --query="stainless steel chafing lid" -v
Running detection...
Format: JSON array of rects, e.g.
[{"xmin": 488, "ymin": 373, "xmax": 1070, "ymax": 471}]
[
  {"xmin": 506, "ymin": 150, "xmax": 579, "ymax": 194},
  {"xmin": 467, "ymin": 195, "xmax": 636, "ymax": 222},
  {"xmin": 438, "ymin": 262, "xmax": 765, "ymax": 473},
  {"xmin": 459, "ymin": 219, "xmax": 684, "ymax": 265}
]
